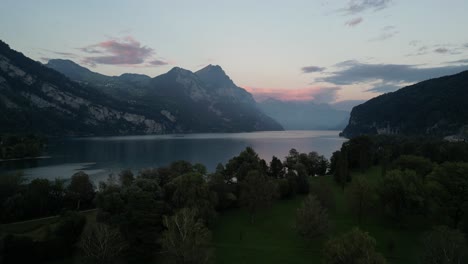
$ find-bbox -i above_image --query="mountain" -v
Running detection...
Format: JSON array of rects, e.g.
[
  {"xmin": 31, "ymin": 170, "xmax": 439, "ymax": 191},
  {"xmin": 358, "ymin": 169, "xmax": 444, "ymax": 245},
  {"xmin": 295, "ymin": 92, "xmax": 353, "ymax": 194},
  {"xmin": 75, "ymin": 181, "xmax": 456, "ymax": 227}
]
[
  {"xmin": 342, "ymin": 70, "xmax": 468, "ymax": 138},
  {"xmin": 258, "ymin": 98, "xmax": 350, "ymax": 130},
  {"xmin": 44, "ymin": 60, "xmax": 283, "ymax": 133},
  {"xmin": 0, "ymin": 41, "xmax": 176, "ymax": 136},
  {"xmin": 46, "ymin": 59, "xmax": 151, "ymax": 97}
]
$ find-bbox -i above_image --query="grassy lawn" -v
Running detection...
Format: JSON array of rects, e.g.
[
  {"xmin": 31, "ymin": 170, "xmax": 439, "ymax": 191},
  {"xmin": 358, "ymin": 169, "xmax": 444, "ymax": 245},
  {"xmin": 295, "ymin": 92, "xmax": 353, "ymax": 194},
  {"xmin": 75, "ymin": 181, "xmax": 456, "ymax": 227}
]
[
  {"xmin": 0, "ymin": 209, "xmax": 97, "ymax": 241},
  {"xmin": 212, "ymin": 167, "xmax": 428, "ymax": 264}
]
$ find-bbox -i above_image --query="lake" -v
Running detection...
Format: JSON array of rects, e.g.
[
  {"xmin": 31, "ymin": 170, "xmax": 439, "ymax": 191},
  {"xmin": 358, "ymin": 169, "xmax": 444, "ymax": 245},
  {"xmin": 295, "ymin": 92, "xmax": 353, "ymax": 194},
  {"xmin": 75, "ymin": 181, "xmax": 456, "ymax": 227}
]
[{"xmin": 0, "ymin": 130, "xmax": 346, "ymax": 183}]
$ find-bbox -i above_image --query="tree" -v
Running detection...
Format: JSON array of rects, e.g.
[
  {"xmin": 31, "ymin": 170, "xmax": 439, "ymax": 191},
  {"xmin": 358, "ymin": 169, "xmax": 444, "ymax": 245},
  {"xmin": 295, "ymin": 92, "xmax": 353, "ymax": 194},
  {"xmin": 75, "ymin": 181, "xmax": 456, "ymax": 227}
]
[
  {"xmin": 160, "ymin": 208, "xmax": 213, "ymax": 264},
  {"xmin": 392, "ymin": 155, "xmax": 433, "ymax": 178},
  {"xmin": 119, "ymin": 169, "xmax": 134, "ymax": 187},
  {"xmin": 309, "ymin": 179, "xmax": 335, "ymax": 210},
  {"xmin": 269, "ymin": 156, "xmax": 284, "ymax": 179},
  {"xmin": 347, "ymin": 176, "xmax": 376, "ymax": 224},
  {"xmin": 240, "ymin": 170, "xmax": 276, "ymax": 222},
  {"xmin": 334, "ymin": 149, "xmax": 350, "ymax": 190},
  {"xmin": 294, "ymin": 163, "xmax": 310, "ymax": 194},
  {"xmin": 428, "ymin": 162, "xmax": 468, "ymax": 228},
  {"xmin": 96, "ymin": 176, "xmax": 166, "ymax": 261},
  {"xmin": 207, "ymin": 165, "xmax": 237, "ymax": 210},
  {"xmin": 296, "ymin": 195, "xmax": 329, "ymax": 238},
  {"xmin": 167, "ymin": 172, "xmax": 217, "ymax": 224},
  {"xmin": 53, "ymin": 211, "xmax": 87, "ymax": 245},
  {"xmin": 420, "ymin": 226, "xmax": 468, "ymax": 264},
  {"xmin": 80, "ymin": 223, "xmax": 127, "ymax": 264},
  {"xmin": 323, "ymin": 227, "xmax": 387, "ymax": 264},
  {"xmin": 285, "ymin": 148, "xmax": 300, "ymax": 169},
  {"xmin": 121, "ymin": 178, "xmax": 167, "ymax": 260},
  {"xmin": 225, "ymin": 147, "xmax": 265, "ymax": 182},
  {"xmin": 66, "ymin": 171, "xmax": 94, "ymax": 210},
  {"xmin": 377, "ymin": 169, "xmax": 426, "ymax": 223}
]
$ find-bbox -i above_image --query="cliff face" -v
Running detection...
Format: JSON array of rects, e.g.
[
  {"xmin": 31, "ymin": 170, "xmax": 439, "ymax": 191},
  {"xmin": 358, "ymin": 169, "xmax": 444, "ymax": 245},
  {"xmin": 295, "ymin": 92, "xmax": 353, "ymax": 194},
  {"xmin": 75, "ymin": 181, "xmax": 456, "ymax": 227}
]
[{"xmin": 342, "ymin": 70, "xmax": 468, "ymax": 138}]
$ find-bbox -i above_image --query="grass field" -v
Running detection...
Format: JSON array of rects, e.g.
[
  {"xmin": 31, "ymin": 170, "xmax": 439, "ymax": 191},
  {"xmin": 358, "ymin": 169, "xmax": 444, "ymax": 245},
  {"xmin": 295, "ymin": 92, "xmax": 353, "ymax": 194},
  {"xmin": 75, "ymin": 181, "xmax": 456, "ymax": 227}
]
[
  {"xmin": 212, "ymin": 167, "xmax": 429, "ymax": 264},
  {"xmin": 0, "ymin": 209, "xmax": 97, "ymax": 241}
]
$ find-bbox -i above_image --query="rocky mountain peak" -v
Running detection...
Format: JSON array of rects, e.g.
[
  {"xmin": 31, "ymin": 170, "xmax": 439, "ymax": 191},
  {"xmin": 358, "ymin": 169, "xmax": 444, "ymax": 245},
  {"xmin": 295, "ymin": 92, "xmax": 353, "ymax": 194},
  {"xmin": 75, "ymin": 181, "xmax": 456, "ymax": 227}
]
[{"xmin": 195, "ymin": 64, "xmax": 234, "ymax": 88}]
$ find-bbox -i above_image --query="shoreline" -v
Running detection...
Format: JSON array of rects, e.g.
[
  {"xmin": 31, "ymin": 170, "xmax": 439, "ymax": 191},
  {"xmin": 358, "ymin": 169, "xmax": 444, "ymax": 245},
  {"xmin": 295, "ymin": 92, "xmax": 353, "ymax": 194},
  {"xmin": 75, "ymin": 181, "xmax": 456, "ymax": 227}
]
[{"xmin": 0, "ymin": 155, "xmax": 52, "ymax": 162}]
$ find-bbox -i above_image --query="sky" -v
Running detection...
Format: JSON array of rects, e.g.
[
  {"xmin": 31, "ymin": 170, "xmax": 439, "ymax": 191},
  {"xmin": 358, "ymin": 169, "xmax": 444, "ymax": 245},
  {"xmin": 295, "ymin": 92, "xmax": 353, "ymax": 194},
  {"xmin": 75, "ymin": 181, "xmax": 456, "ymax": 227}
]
[{"xmin": 1, "ymin": 0, "xmax": 468, "ymax": 103}]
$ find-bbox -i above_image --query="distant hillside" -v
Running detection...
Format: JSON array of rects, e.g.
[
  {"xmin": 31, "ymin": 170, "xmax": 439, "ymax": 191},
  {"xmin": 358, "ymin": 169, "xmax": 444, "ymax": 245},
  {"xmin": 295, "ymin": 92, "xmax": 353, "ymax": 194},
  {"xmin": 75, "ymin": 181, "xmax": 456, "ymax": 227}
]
[
  {"xmin": 258, "ymin": 99, "xmax": 349, "ymax": 130},
  {"xmin": 0, "ymin": 40, "xmax": 282, "ymax": 136},
  {"xmin": 342, "ymin": 70, "xmax": 468, "ymax": 138}
]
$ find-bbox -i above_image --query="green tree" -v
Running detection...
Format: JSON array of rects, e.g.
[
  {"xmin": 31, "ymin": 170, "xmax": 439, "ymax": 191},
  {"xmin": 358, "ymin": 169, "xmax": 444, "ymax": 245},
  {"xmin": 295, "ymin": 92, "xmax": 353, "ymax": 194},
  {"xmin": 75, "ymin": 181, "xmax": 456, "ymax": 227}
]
[
  {"xmin": 377, "ymin": 169, "xmax": 426, "ymax": 223},
  {"xmin": 118, "ymin": 169, "xmax": 134, "ymax": 187},
  {"xmin": 66, "ymin": 171, "xmax": 94, "ymax": 210},
  {"xmin": 428, "ymin": 162, "xmax": 468, "ymax": 228},
  {"xmin": 97, "ymin": 177, "xmax": 166, "ymax": 261},
  {"xmin": 309, "ymin": 179, "xmax": 335, "ymax": 210},
  {"xmin": 323, "ymin": 227, "xmax": 387, "ymax": 264},
  {"xmin": 160, "ymin": 208, "xmax": 213, "ymax": 264},
  {"xmin": 285, "ymin": 148, "xmax": 300, "ymax": 169},
  {"xmin": 347, "ymin": 176, "xmax": 376, "ymax": 224},
  {"xmin": 167, "ymin": 172, "xmax": 217, "ymax": 224},
  {"xmin": 122, "ymin": 179, "xmax": 167, "ymax": 261},
  {"xmin": 420, "ymin": 226, "xmax": 468, "ymax": 264},
  {"xmin": 240, "ymin": 170, "xmax": 276, "ymax": 222},
  {"xmin": 269, "ymin": 156, "xmax": 284, "ymax": 179},
  {"xmin": 0, "ymin": 172, "xmax": 25, "ymax": 207},
  {"xmin": 207, "ymin": 165, "xmax": 237, "ymax": 210},
  {"xmin": 334, "ymin": 149, "xmax": 350, "ymax": 190},
  {"xmin": 392, "ymin": 155, "xmax": 433, "ymax": 178},
  {"xmin": 225, "ymin": 147, "xmax": 265, "ymax": 183},
  {"xmin": 296, "ymin": 195, "xmax": 329, "ymax": 238}
]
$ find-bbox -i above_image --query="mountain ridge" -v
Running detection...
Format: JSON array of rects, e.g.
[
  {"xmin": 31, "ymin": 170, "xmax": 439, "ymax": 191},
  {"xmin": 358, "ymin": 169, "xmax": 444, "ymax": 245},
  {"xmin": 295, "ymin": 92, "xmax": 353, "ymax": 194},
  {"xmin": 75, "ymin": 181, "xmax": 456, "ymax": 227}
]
[
  {"xmin": 0, "ymin": 40, "xmax": 283, "ymax": 135},
  {"xmin": 342, "ymin": 70, "xmax": 468, "ymax": 138}
]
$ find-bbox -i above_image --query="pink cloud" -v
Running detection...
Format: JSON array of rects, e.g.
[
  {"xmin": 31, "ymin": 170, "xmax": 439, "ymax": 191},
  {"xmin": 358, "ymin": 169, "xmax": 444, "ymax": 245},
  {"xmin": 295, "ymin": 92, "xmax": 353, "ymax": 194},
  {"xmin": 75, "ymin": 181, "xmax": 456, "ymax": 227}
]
[
  {"xmin": 243, "ymin": 86, "xmax": 340, "ymax": 103},
  {"xmin": 79, "ymin": 36, "xmax": 168, "ymax": 67}
]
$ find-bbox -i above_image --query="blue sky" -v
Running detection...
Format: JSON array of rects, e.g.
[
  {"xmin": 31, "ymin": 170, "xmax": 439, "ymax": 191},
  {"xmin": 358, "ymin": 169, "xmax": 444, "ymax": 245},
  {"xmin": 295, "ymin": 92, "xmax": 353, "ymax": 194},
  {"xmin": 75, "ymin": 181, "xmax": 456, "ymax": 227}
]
[{"xmin": 1, "ymin": 0, "xmax": 468, "ymax": 103}]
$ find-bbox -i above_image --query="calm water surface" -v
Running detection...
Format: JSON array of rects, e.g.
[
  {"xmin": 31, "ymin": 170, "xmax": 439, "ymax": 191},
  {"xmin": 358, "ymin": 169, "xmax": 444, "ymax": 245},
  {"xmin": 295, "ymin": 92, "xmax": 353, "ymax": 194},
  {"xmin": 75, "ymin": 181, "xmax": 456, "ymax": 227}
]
[{"xmin": 1, "ymin": 130, "xmax": 346, "ymax": 183}]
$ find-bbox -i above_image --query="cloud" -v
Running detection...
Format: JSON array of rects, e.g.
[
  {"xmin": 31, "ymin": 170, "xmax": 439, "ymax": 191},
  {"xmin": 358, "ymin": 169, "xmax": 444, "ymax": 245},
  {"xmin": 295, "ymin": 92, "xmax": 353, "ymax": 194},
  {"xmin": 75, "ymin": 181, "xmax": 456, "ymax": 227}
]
[
  {"xmin": 341, "ymin": 0, "xmax": 393, "ymax": 15},
  {"xmin": 464, "ymin": 43, "xmax": 468, "ymax": 48},
  {"xmin": 369, "ymin": 26, "xmax": 398, "ymax": 41},
  {"xmin": 81, "ymin": 36, "xmax": 154, "ymax": 65},
  {"xmin": 345, "ymin": 17, "xmax": 363, "ymax": 27},
  {"xmin": 301, "ymin": 66, "xmax": 326, "ymax": 73},
  {"xmin": 365, "ymin": 83, "xmax": 402, "ymax": 93},
  {"xmin": 316, "ymin": 60, "xmax": 468, "ymax": 86},
  {"xmin": 148, "ymin": 59, "xmax": 169, "ymax": 66},
  {"xmin": 434, "ymin": 47, "xmax": 462, "ymax": 55},
  {"xmin": 243, "ymin": 86, "xmax": 340, "ymax": 103},
  {"xmin": 41, "ymin": 49, "xmax": 78, "ymax": 58},
  {"xmin": 434, "ymin": 48, "xmax": 449, "ymax": 54},
  {"xmin": 446, "ymin": 58, "xmax": 468, "ymax": 64}
]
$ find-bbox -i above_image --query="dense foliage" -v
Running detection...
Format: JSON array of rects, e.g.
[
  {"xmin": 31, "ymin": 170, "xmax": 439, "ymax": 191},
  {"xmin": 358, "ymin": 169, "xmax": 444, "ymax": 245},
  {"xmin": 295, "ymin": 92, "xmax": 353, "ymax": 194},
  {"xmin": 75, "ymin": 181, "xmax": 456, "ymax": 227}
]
[{"xmin": 0, "ymin": 134, "xmax": 44, "ymax": 160}]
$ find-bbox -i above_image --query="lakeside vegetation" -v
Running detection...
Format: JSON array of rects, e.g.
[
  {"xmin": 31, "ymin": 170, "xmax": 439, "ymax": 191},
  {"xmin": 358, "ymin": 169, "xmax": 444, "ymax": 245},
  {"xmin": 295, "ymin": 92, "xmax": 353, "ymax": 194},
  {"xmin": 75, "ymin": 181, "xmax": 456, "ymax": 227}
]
[
  {"xmin": 1, "ymin": 135, "xmax": 468, "ymax": 263},
  {"xmin": 0, "ymin": 134, "xmax": 45, "ymax": 160}
]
